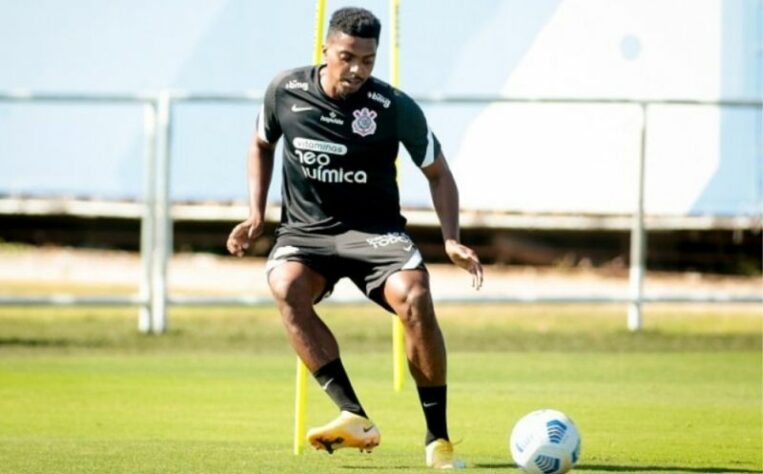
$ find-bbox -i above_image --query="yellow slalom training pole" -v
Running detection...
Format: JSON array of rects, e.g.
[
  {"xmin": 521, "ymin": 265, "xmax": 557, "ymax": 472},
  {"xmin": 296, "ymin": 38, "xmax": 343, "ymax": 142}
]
[
  {"xmin": 294, "ymin": 0, "xmax": 327, "ymax": 456},
  {"xmin": 312, "ymin": 0, "xmax": 327, "ymax": 65},
  {"xmin": 390, "ymin": 0, "xmax": 406, "ymax": 394},
  {"xmin": 390, "ymin": 0, "xmax": 400, "ymax": 87},
  {"xmin": 293, "ymin": 357, "xmax": 308, "ymax": 455}
]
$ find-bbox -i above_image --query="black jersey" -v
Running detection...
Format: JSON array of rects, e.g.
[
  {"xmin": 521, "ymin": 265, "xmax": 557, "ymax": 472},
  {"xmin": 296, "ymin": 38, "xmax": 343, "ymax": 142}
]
[{"xmin": 257, "ymin": 65, "xmax": 441, "ymax": 234}]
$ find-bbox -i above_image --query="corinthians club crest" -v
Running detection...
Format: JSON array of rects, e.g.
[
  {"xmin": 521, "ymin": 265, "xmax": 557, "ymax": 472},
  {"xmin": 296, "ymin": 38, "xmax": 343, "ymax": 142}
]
[{"xmin": 352, "ymin": 107, "xmax": 377, "ymax": 137}]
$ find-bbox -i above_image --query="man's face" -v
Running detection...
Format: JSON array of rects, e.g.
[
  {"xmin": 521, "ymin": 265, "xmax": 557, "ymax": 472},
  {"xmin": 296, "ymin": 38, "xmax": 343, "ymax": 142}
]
[{"xmin": 323, "ymin": 32, "xmax": 377, "ymax": 98}]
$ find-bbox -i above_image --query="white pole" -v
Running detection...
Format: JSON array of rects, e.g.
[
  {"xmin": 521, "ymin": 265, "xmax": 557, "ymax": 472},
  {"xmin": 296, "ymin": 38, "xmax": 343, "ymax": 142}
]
[
  {"xmin": 628, "ymin": 103, "xmax": 648, "ymax": 331},
  {"xmin": 139, "ymin": 102, "xmax": 157, "ymax": 333},
  {"xmin": 152, "ymin": 91, "xmax": 172, "ymax": 333}
]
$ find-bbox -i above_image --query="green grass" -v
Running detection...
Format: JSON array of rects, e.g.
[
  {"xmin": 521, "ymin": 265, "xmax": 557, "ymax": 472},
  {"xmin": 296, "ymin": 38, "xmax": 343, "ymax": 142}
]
[{"xmin": 0, "ymin": 304, "xmax": 761, "ymax": 473}]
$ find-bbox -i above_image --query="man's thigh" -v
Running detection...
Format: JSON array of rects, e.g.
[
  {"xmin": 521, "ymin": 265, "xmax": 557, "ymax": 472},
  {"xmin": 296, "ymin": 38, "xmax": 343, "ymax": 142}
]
[
  {"xmin": 266, "ymin": 230, "xmax": 340, "ymax": 303},
  {"xmin": 337, "ymin": 230, "xmax": 427, "ymax": 312}
]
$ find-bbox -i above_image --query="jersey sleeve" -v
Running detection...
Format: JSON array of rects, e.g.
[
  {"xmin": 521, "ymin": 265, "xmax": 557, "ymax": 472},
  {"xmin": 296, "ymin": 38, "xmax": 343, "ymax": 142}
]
[
  {"xmin": 256, "ymin": 74, "xmax": 283, "ymax": 144},
  {"xmin": 395, "ymin": 90, "xmax": 441, "ymax": 168}
]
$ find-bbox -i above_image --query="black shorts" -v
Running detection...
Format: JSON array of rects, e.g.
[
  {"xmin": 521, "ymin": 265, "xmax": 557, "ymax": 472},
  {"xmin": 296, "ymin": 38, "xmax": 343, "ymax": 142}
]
[{"xmin": 265, "ymin": 228, "xmax": 427, "ymax": 313}]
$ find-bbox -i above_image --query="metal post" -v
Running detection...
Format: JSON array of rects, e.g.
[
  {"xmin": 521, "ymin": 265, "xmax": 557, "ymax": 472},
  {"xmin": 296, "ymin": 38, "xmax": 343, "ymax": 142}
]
[
  {"xmin": 628, "ymin": 103, "xmax": 648, "ymax": 331},
  {"xmin": 139, "ymin": 102, "xmax": 157, "ymax": 333},
  {"xmin": 151, "ymin": 91, "xmax": 172, "ymax": 333}
]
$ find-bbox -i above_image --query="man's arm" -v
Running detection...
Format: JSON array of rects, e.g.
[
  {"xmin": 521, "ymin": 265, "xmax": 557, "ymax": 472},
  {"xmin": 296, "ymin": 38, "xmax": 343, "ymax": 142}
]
[
  {"xmin": 421, "ymin": 153, "xmax": 484, "ymax": 289},
  {"xmin": 226, "ymin": 136, "xmax": 276, "ymax": 257}
]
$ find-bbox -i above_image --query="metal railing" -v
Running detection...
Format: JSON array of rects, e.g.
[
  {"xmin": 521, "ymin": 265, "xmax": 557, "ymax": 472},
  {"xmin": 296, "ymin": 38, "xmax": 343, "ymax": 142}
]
[{"xmin": 1, "ymin": 90, "xmax": 761, "ymax": 332}]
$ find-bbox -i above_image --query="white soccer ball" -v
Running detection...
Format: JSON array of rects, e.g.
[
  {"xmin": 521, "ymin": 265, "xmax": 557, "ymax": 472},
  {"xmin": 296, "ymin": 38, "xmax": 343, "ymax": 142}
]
[{"xmin": 509, "ymin": 409, "xmax": 581, "ymax": 474}]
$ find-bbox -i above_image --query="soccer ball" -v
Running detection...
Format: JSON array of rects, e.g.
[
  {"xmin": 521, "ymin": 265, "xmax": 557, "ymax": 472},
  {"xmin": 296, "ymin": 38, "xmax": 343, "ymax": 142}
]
[{"xmin": 509, "ymin": 409, "xmax": 581, "ymax": 474}]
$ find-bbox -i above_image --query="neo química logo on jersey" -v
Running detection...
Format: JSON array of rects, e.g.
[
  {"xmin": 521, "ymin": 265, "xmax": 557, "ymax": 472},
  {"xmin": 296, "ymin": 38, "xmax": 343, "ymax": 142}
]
[{"xmin": 293, "ymin": 137, "xmax": 367, "ymax": 184}]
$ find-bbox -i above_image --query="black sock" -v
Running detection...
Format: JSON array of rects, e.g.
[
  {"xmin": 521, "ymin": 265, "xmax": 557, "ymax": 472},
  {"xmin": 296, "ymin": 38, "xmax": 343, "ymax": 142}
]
[
  {"xmin": 417, "ymin": 385, "xmax": 449, "ymax": 445},
  {"xmin": 312, "ymin": 359, "xmax": 367, "ymax": 418}
]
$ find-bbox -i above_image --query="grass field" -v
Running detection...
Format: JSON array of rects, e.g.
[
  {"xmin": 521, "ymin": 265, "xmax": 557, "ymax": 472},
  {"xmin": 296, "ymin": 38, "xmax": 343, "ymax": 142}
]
[{"xmin": 0, "ymin": 303, "xmax": 761, "ymax": 473}]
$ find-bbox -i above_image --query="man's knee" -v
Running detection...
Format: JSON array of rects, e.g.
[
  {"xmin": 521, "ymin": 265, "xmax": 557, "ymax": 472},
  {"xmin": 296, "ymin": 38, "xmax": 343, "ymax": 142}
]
[
  {"xmin": 268, "ymin": 263, "xmax": 323, "ymax": 307},
  {"xmin": 268, "ymin": 274, "xmax": 306, "ymax": 305},
  {"xmin": 386, "ymin": 272, "xmax": 435, "ymax": 324},
  {"xmin": 402, "ymin": 284, "xmax": 432, "ymax": 314}
]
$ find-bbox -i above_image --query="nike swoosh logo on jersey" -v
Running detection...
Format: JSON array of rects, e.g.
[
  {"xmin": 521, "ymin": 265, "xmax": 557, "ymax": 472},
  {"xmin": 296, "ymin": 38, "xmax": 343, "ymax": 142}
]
[{"xmin": 291, "ymin": 104, "xmax": 313, "ymax": 112}]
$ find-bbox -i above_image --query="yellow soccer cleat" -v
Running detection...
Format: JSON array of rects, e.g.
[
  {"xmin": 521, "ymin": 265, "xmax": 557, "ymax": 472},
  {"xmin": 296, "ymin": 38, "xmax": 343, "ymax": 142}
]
[
  {"xmin": 425, "ymin": 439, "xmax": 466, "ymax": 469},
  {"xmin": 306, "ymin": 411, "xmax": 381, "ymax": 454}
]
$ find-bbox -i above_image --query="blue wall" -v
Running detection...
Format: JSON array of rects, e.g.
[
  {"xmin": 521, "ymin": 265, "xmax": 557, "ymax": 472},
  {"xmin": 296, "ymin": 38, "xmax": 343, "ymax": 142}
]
[
  {"xmin": 693, "ymin": 0, "xmax": 762, "ymax": 215},
  {"xmin": 1, "ymin": 0, "xmax": 760, "ymax": 215}
]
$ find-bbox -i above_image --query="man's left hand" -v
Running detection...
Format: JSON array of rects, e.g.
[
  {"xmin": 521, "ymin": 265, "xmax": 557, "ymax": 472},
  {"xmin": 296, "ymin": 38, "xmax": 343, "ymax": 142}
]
[{"xmin": 445, "ymin": 239, "xmax": 483, "ymax": 290}]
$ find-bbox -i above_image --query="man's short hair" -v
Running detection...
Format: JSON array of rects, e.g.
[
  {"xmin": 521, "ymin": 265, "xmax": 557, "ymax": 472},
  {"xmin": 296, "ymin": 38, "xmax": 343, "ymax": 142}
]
[{"xmin": 328, "ymin": 7, "xmax": 381, "ymax": 43}]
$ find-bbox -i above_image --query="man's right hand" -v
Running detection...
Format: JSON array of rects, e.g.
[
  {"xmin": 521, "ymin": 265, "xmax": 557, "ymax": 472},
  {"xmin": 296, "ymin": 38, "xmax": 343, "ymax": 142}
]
[{"xmin": 226, "ymin": 217, "xmax": 263, "ymax": 257}]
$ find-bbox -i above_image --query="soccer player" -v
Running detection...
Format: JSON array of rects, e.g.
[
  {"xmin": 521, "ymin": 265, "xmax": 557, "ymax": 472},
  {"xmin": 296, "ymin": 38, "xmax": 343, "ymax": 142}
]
[{"xmin": 227, "ymin": 7, "xmax": 483, "ymax": 469}]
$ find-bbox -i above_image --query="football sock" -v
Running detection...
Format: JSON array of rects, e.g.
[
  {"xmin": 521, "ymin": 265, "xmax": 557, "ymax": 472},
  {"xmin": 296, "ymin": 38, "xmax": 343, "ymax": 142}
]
[
  {"xmin": 312, "ymin": 358, "xmax": 367, "ymax": 418},
  {"xmin": 417, "ymin": 385, "xmax": 449, "ymax": 445}
]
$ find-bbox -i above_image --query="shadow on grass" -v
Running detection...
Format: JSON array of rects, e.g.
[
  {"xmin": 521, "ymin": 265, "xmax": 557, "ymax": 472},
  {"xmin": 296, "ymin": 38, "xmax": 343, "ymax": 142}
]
[
  {"xmin": 473, "ymin": 463, "xmax": 761, "ymax": 473},
  {"xmin": 340, "ymin": 466, "xmax": 412, "ymax": 470},
  {"xmin": 0, "ymin": 336, "xmax": 122, "ymax": 349},
  {"xmin": 0, "ymin": 337, "xmax": 73, "ymax": 347},
  {"xmin": 574, "ymin": 465, "xmax": 762, "ymax": 473}
]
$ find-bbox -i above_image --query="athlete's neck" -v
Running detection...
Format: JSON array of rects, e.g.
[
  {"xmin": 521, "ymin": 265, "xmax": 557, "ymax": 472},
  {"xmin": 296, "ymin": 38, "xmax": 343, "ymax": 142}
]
[{"xmin": 319, "ymin": 66, "xmax": 348, "ymax": 100}]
